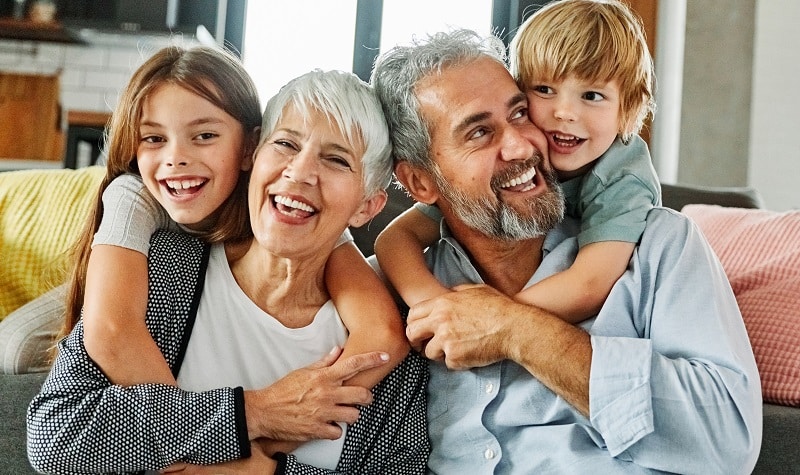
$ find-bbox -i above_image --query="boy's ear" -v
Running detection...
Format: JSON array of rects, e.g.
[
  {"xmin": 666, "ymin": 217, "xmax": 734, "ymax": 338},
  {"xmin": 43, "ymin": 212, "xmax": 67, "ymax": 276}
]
[
  {"xmin": 394, "ymin": 161, "xmax": 438, "ymax": 204},
  {"xmin": 241, "ymin": 126, "xmax": 261, "ymax": 172},
  {"xmin": 349, "ymin": 190, "xmax": 388, "ymax": 228}
]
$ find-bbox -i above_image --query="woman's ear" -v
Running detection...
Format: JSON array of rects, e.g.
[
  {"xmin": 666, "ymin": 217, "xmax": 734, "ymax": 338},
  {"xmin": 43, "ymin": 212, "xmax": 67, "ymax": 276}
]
[
  {"xmin": 349, "ymin": 190, "xmax": 388, "ymax": 228},
  {"xmin": 241, "ymin": 126, "xmax": 261, "ymax": 172},
  {"xmin": 394, "ymin": 161, "xmax": 438, "ymax": 204}
]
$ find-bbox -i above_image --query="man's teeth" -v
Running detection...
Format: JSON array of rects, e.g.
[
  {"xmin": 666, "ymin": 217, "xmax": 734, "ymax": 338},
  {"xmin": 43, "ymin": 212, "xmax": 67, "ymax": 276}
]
[
  {"xmin": 166, "ymin": 178, "xmax": 205, "ymax": 190},
  {"xmin": 275, "ymin": 195, "xmax": 314, "ymax": 213},
  {"xmin": 500, "ymin": 168, "xmax": 537, "ymax": 189}
]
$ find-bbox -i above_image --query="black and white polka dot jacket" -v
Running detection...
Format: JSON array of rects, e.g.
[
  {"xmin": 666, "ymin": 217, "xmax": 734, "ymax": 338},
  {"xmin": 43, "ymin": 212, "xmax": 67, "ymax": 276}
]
[{"xmin": 27, "ymin": 231, "xmax": 430, "ymax": 474}]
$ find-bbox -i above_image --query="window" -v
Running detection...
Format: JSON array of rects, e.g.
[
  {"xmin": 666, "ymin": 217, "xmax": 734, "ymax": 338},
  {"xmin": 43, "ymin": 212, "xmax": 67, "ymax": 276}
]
[{"xmin": 243, "ymin": 0, "xmax": 492, "ymax": 105}]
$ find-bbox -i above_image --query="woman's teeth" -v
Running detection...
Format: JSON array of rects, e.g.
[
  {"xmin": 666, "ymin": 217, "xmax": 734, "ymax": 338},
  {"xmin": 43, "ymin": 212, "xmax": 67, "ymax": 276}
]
[{"xmin": 274, "ymin": 195, "xmax": 315, "ymax": 214}]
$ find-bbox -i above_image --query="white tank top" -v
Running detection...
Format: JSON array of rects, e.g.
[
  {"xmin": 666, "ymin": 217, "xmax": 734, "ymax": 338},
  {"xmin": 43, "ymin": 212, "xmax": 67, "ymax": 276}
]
[{"xmin": 177, "ymin": 244, "xmax": 349, "ymax": 469}]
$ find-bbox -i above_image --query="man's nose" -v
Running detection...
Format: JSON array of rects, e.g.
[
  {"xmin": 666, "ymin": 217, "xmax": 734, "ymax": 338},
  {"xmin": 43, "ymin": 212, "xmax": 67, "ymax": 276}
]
[{"xmin": 499, "ymin": 125, "xmax": 537, "ymax": 162}]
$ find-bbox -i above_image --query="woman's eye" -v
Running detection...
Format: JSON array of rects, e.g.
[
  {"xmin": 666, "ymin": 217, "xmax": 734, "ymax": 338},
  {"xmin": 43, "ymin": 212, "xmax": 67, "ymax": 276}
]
[
  {"xmin": 326, "ymin": 156, "xmax": 352, "ymax": 169},
  {"xmin": 273, "ymin": 139, "xmax": 296, "ymax": 150}
]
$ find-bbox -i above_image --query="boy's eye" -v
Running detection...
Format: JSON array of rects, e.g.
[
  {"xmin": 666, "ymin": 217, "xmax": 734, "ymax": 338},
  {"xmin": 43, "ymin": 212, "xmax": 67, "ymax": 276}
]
[
  {"xmin": 531, "ymin": 85, "xmax": 553, "ymax": 95},
  {"xmin": 583, "ymin": 91, "xmax": 605, "ymax": 102}
]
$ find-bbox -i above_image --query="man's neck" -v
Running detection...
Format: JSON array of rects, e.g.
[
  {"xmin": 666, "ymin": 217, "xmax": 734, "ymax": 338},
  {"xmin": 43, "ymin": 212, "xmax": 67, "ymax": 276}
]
[{"xmin": 445, "ymin": 216, "xmax": 545, "ymax": 297}]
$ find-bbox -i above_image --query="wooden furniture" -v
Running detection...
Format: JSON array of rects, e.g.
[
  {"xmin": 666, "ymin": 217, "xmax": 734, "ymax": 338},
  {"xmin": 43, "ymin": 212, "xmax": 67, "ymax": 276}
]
[{"xmin": 0, "ymin": 72, "xmax": 63, "ymax": 161}]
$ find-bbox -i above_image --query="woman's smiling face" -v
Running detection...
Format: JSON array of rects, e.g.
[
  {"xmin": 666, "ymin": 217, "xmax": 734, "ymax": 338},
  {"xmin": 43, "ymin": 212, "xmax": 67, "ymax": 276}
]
[{"xmin": 248, "ymin": 103, "xmax": 373, "ymax": 258}]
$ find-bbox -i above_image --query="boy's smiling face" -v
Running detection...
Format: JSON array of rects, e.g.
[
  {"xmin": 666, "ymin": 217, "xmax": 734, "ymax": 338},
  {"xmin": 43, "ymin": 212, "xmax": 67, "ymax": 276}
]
[{"xmin": 526, "ymin": 75, "xmax": 622, "ymax": 180}]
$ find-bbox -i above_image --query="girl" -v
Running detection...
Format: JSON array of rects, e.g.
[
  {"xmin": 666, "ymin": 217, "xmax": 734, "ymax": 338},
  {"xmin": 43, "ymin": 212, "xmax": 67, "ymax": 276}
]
[{"xmin": 62, "ymin": 45, "xmax": 407, "ymax": 393}]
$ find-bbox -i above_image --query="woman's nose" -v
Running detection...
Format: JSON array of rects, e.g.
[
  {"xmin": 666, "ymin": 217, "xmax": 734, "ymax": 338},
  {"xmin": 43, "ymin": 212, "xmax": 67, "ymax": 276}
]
[{"xmin": 282, "ymin": 149, "xmax": 318, "ymax": 185}]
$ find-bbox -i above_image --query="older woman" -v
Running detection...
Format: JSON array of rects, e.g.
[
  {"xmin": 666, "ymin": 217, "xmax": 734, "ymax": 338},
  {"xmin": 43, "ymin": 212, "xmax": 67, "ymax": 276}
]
[{"xmin": 27, "ymin": 70, "xmax": 428, "ymax": 474}]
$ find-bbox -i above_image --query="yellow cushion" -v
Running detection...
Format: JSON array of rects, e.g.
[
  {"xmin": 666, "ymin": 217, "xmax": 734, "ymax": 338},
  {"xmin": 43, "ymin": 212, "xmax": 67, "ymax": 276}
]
[{"xmin": 0, "ymin": 166, "xmax": 105, "ymax": 320}]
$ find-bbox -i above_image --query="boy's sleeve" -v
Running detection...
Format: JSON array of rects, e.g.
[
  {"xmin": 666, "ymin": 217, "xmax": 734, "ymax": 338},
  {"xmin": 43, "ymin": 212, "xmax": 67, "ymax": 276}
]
[{"xmin": 413, "ymin": 202, "xmax": 442, "ymax": 221}]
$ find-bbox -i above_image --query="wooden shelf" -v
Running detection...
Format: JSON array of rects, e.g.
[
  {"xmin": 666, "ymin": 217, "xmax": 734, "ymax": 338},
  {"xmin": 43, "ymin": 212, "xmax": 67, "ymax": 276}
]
[{"xmin": 0, "ymin": 17, "xmax": 85, "ymax": 44}]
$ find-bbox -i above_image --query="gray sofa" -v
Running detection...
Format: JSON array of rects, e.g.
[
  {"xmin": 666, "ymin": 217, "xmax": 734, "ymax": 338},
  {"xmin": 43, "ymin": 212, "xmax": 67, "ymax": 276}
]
[{"xmin": 1, "ymin": 181, "xmax": 797, "ymax": 473}]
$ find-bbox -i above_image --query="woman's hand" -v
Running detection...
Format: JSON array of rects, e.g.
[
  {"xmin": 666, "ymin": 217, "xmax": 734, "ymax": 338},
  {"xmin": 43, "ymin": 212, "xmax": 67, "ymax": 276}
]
[{"xmin": 243, "ymin": 346, "xmax": 389, "ymax": 441}]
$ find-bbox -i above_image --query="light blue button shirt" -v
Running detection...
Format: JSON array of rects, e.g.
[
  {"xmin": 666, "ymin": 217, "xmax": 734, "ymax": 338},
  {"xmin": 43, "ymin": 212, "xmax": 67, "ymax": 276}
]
[{"xmin": 424, "ymin": 208, "xmax": 762, "ymax": 475}]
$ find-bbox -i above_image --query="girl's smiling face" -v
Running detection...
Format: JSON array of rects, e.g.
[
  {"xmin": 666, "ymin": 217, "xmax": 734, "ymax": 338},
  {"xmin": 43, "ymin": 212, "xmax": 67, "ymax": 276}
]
[{"xmin": 136, "ymin": 83, "xmax": 249, "ymax": 229}]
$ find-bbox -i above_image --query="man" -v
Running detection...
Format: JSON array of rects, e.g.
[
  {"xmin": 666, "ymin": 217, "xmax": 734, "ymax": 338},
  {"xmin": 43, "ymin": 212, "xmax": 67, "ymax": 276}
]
[{"xmin": 371, "ymin": 29, "xmax": 761, "ymax": 474}]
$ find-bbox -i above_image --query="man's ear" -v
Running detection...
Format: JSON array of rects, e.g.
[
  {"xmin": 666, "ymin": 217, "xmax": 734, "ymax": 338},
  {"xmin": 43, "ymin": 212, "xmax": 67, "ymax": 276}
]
[
  {"xmin": 349, "ymin": 190, "xmax": 388, "ymax": 228},
  {"xmin": 394, "ymin": 161, "xmax": 438, "ymax": 204}
]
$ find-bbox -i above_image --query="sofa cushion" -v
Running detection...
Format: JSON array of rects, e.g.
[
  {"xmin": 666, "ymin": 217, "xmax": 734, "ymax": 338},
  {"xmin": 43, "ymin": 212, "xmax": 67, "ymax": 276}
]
[
  {"xmin": 682, "ymin": 204, "xmax": 800, "ymax": 406},
  {"xmin": 0, "ymin": 166, "xmax": 105, "ymax": 320}
]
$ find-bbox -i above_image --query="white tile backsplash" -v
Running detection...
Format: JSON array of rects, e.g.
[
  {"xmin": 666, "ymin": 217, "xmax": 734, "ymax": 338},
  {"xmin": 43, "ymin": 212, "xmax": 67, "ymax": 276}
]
[{"xmin": 0, "ymin": 31, "xmax": 199, "ymax": 113}]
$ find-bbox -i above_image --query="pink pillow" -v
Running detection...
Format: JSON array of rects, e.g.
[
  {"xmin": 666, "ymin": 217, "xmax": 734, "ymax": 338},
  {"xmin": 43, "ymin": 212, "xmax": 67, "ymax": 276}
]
[{"xmin": 682, "ymin": 204, "xmax": 800, "ymax": 406}]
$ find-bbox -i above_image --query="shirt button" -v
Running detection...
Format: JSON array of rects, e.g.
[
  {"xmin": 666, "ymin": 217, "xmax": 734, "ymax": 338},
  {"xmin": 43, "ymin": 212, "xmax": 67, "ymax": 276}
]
[
  {"xmin": 484, "ymin": 448, "xmax": 495, "ymax": 459},
  {"xmin": 485, "ymin": 383, "xmax": 494, "ymax": 393}
]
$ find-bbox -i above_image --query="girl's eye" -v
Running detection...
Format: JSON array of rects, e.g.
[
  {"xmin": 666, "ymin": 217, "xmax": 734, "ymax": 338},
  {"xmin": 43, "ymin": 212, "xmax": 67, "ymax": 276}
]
[
  {"xmin": 141, "ymin": 135, "xmax": 164, "ymax": 144},
  {"xmin": 197, "ymin": 132, "xmax": 217, "ymax": 141},
  {"xmin": 583, "ymin": 91, "xmax": 605, "ymax": 102}
]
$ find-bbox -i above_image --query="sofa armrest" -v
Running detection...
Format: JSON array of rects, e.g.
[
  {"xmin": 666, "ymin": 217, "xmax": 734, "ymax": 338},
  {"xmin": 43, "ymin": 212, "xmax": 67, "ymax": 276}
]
[{"xmin": 661, "ymin": 183, "xmax": 764, "ymax": 211}]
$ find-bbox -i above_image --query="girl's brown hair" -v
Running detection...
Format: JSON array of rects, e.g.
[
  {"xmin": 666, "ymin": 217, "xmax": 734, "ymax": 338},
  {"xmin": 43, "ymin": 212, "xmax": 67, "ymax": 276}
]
[
  {"xmin": 510, "ymin": 0, "xmax": 656, "ymax": 141},
  {"xmin": 60, "ymin": 45, "xmax": 262, "ymax": 340}
]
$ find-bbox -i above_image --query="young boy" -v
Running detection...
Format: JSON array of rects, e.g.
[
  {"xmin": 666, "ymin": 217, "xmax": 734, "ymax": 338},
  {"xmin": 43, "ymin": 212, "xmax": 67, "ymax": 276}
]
[{"xmin": 375, "ymin": 0, "xmax": 659, "ymax": 321}]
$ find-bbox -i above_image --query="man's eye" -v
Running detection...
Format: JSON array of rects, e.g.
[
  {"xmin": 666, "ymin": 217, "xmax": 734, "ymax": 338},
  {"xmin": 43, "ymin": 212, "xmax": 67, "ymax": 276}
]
[
  {"xmin": 511, "ymin": 108, "xmax": 528, "ymax": 120},
  {"xmin": 469, "ymin": 128, "xmax": 488, "ymax": 140}
]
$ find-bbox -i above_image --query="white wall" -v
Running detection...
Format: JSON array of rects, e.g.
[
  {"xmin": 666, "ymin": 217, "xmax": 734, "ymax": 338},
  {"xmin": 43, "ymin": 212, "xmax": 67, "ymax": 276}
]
[{"xmin": 748, "ymin": 0, "xmax": 800, "ymax": 211}]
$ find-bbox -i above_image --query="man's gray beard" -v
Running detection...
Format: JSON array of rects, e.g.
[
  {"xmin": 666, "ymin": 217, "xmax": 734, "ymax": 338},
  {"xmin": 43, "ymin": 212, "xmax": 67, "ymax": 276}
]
[{"xmin": 432, "ymin": 162, "xmax": 565, "ymax": 241}]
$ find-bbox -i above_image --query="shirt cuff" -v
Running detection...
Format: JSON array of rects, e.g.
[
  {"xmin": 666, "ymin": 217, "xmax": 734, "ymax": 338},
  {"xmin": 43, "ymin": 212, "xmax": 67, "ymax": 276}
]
[{"xmin": 589, "ymin": 335, "xmax": 655, "ymax": 456}]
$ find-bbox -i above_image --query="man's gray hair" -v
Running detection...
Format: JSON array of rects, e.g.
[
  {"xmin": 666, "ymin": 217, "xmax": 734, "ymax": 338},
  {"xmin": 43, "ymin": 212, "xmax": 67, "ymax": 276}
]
[
  {"xmin": 261, "ymin": 69, "xmax": 393, "ymax": 196},
  {"xmin": 371, "ymin": 29, "xmax": 507, "ymax": 172}
]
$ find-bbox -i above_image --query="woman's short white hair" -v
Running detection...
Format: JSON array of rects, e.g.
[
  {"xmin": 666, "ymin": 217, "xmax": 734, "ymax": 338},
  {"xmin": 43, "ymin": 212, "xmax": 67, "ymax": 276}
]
[{"xmin": 260, "ymin": 69, "xmax": 393, "ymax": 196}]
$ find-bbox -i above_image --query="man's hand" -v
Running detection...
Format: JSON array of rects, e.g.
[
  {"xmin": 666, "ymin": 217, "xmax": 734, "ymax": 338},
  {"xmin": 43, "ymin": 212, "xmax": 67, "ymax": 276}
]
[
  {"xmin": 406, "ymin": 283, "xmax": 527, "ymax": 369},
  {"xmin": 244, "ymin": 347, "xmax": 389, "ymax": 441}
]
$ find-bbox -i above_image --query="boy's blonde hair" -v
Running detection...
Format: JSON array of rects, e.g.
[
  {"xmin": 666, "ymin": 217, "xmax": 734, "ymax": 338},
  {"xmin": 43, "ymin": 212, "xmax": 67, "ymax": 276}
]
[{"xmin": 510, "ymin": 0, "xmax": 655, "ymax": 141}]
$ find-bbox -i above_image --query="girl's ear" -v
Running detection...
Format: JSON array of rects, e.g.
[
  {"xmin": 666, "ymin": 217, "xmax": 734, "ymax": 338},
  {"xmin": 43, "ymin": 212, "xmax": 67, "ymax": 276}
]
[
  {"xmin": 394, "ymin": 161, "xmax": 438, "ymax": 204},
  {"xmin": 241, "ymin": 126, "xmax": 261, "ymax": 172},
  {"xmin": 349, "ymin": 190, "xmax": 388, "ymax": 228}
]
